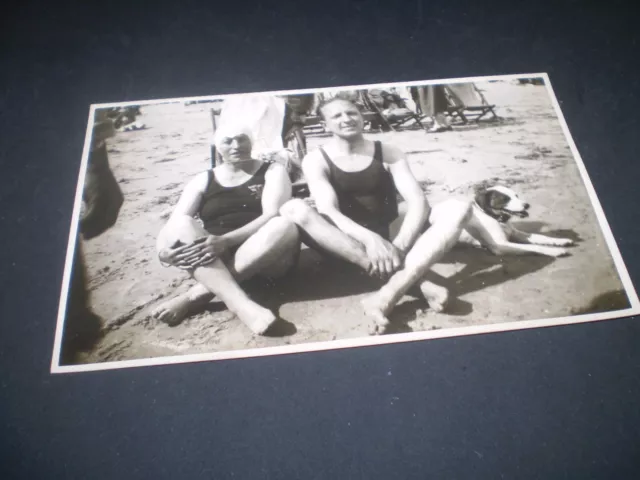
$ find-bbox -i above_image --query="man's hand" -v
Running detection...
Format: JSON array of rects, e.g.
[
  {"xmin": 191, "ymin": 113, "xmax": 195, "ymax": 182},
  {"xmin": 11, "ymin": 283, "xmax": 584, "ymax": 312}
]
[
  {"xmin": 361, "ymin": 231, "xmax": 403, "ymax": 278},
  {"xmin": 159, "ymin": 236, "xmax": 229, "ymax": 269}
]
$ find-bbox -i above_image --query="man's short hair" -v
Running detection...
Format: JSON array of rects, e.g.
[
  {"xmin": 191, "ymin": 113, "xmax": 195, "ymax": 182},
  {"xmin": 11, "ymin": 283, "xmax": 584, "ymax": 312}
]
[{"xmin": 316, "ymin": 92, "xmax": 363, "ymax": 120}]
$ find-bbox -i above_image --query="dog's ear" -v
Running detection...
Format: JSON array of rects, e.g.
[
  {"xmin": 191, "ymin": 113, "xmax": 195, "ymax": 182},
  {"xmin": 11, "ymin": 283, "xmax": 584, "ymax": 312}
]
[
  {"xmin": 487, "ymin": 190, "xmax": 510, "ymax": 209},
  {"xmin": 474, "ymin": 188, "xmax": 490, "ymax": 211}
]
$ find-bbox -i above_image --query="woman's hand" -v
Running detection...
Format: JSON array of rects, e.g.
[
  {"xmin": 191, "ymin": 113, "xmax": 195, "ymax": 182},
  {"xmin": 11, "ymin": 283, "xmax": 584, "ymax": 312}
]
[
  {"xmin": 158, "ymin": 242, "xmax": 200, "ymax": 270},
  {"xmin": 158, "ymin": 238, "xmax": 208, "ymax": 270},
  {"xmin": 159, "ymin": 236, "xmax": 228, "ymax": 269},
  {"xmin": 180, "ymin": 235, "xmax": 230, "ymax": 268}
]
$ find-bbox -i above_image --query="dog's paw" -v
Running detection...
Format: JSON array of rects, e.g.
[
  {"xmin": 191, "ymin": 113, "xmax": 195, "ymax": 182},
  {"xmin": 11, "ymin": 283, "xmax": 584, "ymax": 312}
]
[
  {"xmin": 555, "ymin": 238, "xmax": 575, "ymax": 247},
  {"xmin": 548, "ymin": 247, "xmax": 570, "ymax": 257},
  {"xmin": 539, "ymin": 238, "xmax": 574, "ymax": 247}
]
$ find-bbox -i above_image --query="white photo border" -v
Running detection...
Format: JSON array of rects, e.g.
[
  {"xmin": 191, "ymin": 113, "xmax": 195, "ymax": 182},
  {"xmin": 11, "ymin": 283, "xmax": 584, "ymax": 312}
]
[{"xmin": 50, "ymin": 72, "xmax": 640, "ymax": 374}]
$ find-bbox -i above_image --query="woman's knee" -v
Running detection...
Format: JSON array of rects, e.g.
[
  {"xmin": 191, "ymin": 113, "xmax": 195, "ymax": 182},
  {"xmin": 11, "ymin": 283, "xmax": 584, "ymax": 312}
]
[
  {"xmin": 279, "ymin": 198, "xmax": 314, "ymax": 226},
  {"xmin": 162, "ymin": 215, "xmax": 206, "ymax": 244}
]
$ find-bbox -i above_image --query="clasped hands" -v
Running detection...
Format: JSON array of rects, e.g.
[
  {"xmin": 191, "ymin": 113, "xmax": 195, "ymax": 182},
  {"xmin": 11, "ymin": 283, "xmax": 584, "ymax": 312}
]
[
  {"xmin": 159, "ymin": 235, "xmax": 229, "ymax": 270},
  {"xmin": 361, "ymin": 231, "xmax": 406, "ymax": 279}
]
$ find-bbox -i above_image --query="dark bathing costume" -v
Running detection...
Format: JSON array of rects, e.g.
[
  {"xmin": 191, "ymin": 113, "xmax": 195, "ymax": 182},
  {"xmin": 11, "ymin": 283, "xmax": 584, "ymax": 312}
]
[
  {"xmin": 319, "ymin": 140, "xmax": 398, "ymax": 240},
  {"xmin": 198, "ymin": 161, "xmax": 271, "ymax": 236}
]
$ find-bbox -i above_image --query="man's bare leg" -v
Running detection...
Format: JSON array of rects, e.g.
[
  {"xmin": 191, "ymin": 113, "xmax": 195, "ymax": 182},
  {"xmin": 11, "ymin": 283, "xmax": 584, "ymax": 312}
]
[
  {"xmin": 279, "ymin": 199, "xmax": 370, "ymax": 270},
  {"xmin": 418, "ymin": 280, "xmax": 450, "ymax": 313},
  {"xmin": 390, "ymin": 202, "xmax": 450, "ymax": 313},
  {"xmin": 231, "ymin": 217, "xmax": 300, "ymax": 280},
  {"xmin": 362, "ymin": 199, "xmax": 472, "ymax": 334}
]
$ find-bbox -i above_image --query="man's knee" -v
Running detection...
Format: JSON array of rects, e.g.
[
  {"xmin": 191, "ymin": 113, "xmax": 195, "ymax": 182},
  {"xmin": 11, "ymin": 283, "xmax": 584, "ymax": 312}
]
[
  {"xmin": 279, "ymin": 198, "xmax": 314, "ymax": 226},
  {"xmin": 262, "ymin": 216, "xmax": 299, "ymax": 242},
  {"xmin": 436, "ymin": 198, "xmax": 473, "ymax": 224},
  {"xmin": 486, "ymin": 242, "xmax": 506, "ymax": 256}
]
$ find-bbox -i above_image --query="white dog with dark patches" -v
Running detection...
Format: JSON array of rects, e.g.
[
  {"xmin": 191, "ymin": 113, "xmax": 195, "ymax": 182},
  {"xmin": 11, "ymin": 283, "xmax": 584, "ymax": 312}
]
[{"xmin": 461, "ymin": 185, "xmax": 575, "ymax": 257}]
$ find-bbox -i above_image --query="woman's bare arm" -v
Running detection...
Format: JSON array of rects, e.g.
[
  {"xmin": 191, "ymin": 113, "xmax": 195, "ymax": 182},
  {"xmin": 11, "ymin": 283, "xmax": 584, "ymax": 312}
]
[
  {"xmin": 220, "ymin": 162, "xmax": 292, "ymax": 247},
  {"xmin": 156, "ymin": 172, "xmax": 208, "ymax": 252}
]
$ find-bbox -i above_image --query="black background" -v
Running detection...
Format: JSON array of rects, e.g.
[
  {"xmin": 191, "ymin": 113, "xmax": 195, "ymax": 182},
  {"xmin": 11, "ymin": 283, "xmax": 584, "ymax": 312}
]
[{"xmin": 2, "ymin": 1, "xmax": 639, "ymax": 478}]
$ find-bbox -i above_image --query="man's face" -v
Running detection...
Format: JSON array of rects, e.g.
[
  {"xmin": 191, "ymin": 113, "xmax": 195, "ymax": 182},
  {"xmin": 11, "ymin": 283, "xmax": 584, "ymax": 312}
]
[{"xmin": 321, "ymin": 99, "xmax": 364, "ymax": 139}]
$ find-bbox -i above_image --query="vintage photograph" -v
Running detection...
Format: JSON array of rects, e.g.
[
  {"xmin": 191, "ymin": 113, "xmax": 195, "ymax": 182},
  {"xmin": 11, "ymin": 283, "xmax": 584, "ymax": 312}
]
[{"xmin": 51, "ymin": 73, "xmax": 640, "ymax": 373}]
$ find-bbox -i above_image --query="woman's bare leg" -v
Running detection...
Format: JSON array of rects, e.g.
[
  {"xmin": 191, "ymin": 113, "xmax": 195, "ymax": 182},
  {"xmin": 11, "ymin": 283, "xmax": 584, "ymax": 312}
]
[
  {"xmin": 362, "ymin": 199, "xmax": 472, "ymax": 334},
  {"xmin": 152, "ymin": 215, "xmax": 276, "ymax": 334},
  {"xmin": 192, "ymin": 258, "xmax": 276, "ymax": 335},
  {"xmin": 152, "ymin": 283, "xmax": 213, "ymax": 326},
  {"xmin": 153, "ymin": 216, "xmax": 214, "ymax": 325}
]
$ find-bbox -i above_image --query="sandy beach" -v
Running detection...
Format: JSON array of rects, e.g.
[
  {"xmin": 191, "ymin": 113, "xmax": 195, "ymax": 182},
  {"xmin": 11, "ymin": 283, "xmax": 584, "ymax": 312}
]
[{"xmin": 73, "ymin": 80, "xmax": 630, "ymax": 365}]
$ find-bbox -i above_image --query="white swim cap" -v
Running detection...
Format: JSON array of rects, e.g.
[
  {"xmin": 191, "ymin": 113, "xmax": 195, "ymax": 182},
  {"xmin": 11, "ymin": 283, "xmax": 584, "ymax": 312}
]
[{"xmin": 213, "ymin": 123, "xmax": 254, "ymax": 151}]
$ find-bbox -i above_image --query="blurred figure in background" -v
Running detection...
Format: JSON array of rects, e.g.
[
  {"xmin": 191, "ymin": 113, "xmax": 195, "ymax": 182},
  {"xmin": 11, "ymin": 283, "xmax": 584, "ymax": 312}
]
[{"xmin": 412, "ymin": 85, "xmax": 453, "ymax": 133}]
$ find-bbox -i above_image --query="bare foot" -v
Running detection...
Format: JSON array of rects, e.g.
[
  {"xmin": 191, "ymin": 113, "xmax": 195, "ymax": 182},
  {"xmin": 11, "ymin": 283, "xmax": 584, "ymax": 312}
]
[
  {"xmin": 235, "ymin": 304, "xmax": 277, "ymax": 335},
  {"xmin": 361, "ymin": 296, "xmax": 391, "ymax": 335},
  {"xmin": 419, "ymin": 281, "xmax": 449, "ymax": 313},
  {"xmin": 152, "ymin": 295, "xmax": 192, "ymax": 326}
]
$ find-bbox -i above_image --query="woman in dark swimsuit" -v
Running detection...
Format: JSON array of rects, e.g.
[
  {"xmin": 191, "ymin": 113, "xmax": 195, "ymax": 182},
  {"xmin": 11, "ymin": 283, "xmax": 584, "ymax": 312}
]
[{"xmin": 154, "ymin": 125, "xmax": 300, "ymax": 334}]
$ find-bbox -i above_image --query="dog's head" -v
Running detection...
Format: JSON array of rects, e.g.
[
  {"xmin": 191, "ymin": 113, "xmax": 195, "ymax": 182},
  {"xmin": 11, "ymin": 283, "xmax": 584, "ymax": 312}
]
[{"xmin": 474, "ymin": 185, "xmax": 530, "ymax": 222}]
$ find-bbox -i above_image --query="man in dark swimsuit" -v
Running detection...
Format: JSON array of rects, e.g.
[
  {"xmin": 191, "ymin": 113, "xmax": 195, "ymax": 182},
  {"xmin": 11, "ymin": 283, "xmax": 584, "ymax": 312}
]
[{"xmin": 279, "ymin": 95, "xmax": 473, "ymax": 334}]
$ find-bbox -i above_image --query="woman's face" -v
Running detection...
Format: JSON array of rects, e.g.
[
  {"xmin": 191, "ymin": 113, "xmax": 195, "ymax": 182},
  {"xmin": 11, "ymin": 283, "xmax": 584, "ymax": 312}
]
[{"xmin": 218, "ymin": 134, "xmax": 252, "ymax": 163}]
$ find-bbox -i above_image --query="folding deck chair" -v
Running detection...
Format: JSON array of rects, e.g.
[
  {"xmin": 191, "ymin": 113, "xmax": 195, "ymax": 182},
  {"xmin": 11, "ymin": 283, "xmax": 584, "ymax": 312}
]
[
  {"xmin": 444, "ymin": 83, "xmax": 499, "ymax": 124},
  {"xmin": 210, "ymin": 96, "xmax": 309, "ymax": 185},
  {"xmin": 363, "ymin": 89, "xmax": 427, "ymax": 132}
]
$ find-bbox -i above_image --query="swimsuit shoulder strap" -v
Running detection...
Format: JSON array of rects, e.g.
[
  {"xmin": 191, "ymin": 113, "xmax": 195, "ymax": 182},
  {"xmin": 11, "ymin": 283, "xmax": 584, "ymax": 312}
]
[
  {"xmin": 256, "ymin": 160, "xmax": 271, "ymax": 177},
  {"xmin": 204, "ymin": 169, "xmax": 217, "ymax": 193},
  {"xmin": 373, "ymin": 140, "xmax": 383, "ymax": 165},
  {"xmin": 318, "ymin": 146, "xmax": 338, "ymax": 178},
  {"xmin": 318, "ymin": 146, "xmax": 333, "ymax": 165}
]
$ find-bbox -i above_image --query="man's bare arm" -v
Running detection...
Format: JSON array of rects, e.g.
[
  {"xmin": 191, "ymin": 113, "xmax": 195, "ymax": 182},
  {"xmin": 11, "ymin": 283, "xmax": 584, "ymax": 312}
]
[
  {"xmin": 303, "ymin": 152, "xmax": 386, "ymax": 246},
  {"xmin": 384, "ymin": 144, "xmax": 429, "ymax": 254}
]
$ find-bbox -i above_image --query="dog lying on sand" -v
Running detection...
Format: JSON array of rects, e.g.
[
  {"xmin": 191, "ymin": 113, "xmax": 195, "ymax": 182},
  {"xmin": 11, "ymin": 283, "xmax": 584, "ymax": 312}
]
[{"xmin": 460, "ymin": 185, "xmax": 575, "ymax": 257}]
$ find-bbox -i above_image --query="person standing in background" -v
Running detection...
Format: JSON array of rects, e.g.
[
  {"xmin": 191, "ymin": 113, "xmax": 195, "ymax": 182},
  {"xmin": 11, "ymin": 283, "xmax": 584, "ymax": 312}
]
[{"xmin": 412, "ymin": 85, "xmax": 453, "ymax": 133}]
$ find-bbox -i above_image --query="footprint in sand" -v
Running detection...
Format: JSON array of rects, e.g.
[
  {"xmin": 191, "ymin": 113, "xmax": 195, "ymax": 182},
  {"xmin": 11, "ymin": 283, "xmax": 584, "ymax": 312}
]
[
  {"xmin": 154, "ymin": 157, "xmax": 178, "ymax": 164},
  {"xmin": 159, "ymin": 182, "xmax": 182, "ymax": 191}
]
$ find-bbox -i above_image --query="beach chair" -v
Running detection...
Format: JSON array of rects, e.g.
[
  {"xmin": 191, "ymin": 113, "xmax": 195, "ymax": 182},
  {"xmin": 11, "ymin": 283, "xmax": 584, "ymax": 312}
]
[
  {"xmin": 363, "ymin": 89, "xmax": 427, "ymax": 131},
  {"xmin": 302, "ymin": 114, "xmax": 327, "ymax": 136},
  {"xmin": 302, "ymin": 108, "xmax": 387, "ymax": 134},
  {"xmin": 444, "ymin": 83, "xmax": 498, "ymax": 124},
  {"xmin": 209, "ymin": 97, "xmax": 309, "ymax": 184}
]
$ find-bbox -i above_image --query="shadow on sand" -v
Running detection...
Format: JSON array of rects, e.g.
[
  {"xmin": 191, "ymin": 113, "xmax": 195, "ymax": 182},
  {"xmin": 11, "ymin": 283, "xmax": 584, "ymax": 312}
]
[
  {"xmin": 375, "ymin": 247, "xmax": 556, "ymax": 334},
  {"xmin": 509, "ymin": 220, "xmax": 584, "ymax": 244},
  {"xmin": 570, "ymin": 289, "xmax": 631, "ymax": 315},
  {"xmin": 240, "ymin": 222, "xmax": 584, "ymax": 336}
]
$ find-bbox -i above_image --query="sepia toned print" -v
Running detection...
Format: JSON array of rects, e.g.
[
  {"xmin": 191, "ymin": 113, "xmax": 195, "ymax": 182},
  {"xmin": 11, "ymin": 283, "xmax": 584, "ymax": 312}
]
[{"xmin": 51, "ymin": 73, "xmax": 640, "ymax": 373}]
